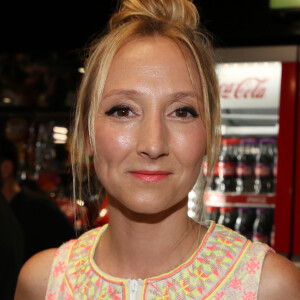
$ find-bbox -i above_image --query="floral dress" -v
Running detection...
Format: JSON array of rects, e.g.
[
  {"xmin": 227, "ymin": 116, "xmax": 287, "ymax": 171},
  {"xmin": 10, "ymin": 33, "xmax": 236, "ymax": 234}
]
[{"xmin": 46, "ymin": 221, "xmax": 273, "ymax": 299}]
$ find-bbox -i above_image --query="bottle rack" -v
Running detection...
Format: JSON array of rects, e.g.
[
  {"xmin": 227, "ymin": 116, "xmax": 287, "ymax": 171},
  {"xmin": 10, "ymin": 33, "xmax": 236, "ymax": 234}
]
[{"xmin": 204, "ymin": 191, "xmax": 276, "ymax": 208}]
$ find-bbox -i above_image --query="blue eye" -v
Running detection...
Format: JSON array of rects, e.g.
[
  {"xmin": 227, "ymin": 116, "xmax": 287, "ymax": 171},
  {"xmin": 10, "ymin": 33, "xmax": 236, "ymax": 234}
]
[
  {"xmin": 105, "ymin": 106, "xmax": 133, "ymax": 117},
  {"xmin": 174, "ymin": 107, "xmax": 199, "ymax": 118}
]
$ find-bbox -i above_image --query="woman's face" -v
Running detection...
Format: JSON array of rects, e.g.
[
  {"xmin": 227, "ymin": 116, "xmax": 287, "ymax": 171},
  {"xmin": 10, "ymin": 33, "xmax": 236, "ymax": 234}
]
[{"xmin": 92, "ymin": 36, "xmax": 206, "ymax": 215}]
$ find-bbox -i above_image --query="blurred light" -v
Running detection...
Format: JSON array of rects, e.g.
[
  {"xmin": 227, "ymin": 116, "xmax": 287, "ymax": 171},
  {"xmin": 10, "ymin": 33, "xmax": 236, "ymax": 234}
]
[
  {"xmin": 53, "ymin": 133, "xmax": 68, "ymax": 141},
  {"xmin": 78, "ymin": 67, "xmax": 85, "ymax": 74},
  {"xmin": 188, "ymin": 201, "xmax": 195, "ymax": 209},
  {"xmin": 53, "ymin": 126, "xmax": 68, "ymax": 134},
  {"xmin": 90, "ymin": 194, "xmax": 99, "ymax": 201},
  {"xmin": 76, "ymin": 199, "xmax": 85, "ymax": 206},
  {"xmin": 99, "ymin": 208, "xmax": 108, "ymax": 218},
  {"xmin": 187, "ymin": 210, "xmax": 196, "ymax": 218},
  {"xmin": 20, "ymin": 171, "xmax": 26, "ymax": 180},
  {"xmin": 3, "ymin": 97, "xmax": 11, "ymax": 104},
  {"xmin": 188, "ymin": 190, "xmax": 197, "ymax": 200}
]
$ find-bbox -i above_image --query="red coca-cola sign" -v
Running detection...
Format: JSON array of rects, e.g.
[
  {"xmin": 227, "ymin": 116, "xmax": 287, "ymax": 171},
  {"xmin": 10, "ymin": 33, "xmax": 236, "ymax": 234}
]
[{"xmin": 219, "ymin": 77, "xmax": 268, "ymax": 99}]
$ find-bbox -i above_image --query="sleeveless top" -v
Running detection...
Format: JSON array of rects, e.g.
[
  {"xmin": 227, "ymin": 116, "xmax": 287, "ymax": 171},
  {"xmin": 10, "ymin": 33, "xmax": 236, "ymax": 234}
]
[{"xmin": 46, "ymin": 221, "xmax": 273, "ymax": 299}]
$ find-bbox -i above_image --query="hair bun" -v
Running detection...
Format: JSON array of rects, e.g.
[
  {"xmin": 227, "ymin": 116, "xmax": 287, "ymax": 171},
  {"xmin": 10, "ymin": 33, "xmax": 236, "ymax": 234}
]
[{"xmin": 110, "ymin": 0, "xmax": 199, "ymax": 31}]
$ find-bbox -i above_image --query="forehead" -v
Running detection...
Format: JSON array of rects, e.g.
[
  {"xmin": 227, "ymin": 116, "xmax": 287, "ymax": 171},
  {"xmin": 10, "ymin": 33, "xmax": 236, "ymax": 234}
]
[
  {"xmin": 114, "ymin": 36, "xmax": 184, "ymax": 64},
  {"xmin": 102, "ymin": 35, "xmax": 202, "ymax": 96}
]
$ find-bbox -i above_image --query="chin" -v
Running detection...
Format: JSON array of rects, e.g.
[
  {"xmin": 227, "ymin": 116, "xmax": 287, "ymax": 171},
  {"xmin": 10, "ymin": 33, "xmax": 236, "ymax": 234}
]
[{"xmin": 108, "ymin": 192, "xmax": 188, "ymax": 221}]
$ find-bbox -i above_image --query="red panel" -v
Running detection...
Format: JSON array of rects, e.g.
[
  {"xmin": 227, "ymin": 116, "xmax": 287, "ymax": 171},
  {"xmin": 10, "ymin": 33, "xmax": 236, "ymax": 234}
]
[
  {"xmin": 274, "ymin": 62, "xmax": 298, "ymax": 254},
  {"xmin": 293, "ymin": 62, "xmax": 300, "ymax": 255}
]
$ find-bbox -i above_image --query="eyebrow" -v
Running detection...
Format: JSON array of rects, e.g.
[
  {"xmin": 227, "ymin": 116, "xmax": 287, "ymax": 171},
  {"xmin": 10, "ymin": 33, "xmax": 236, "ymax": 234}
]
[
  {"xmin": 168, "ymin": 91, "xmax": 199, "ymax": 101},
  {"xmin": 102, "ymin": 89, "xmax": 199, "ymax": 101},
  {"xmin": 102, "ymin": 89, "xmax": 141, "ymax": 100}
]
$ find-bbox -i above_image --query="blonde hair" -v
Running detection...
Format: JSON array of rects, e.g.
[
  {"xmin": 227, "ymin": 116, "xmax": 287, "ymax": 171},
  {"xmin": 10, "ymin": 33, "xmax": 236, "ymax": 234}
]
[{"xmin": 71, "ymin": 0, "xmax": 221, "ymax": 215}]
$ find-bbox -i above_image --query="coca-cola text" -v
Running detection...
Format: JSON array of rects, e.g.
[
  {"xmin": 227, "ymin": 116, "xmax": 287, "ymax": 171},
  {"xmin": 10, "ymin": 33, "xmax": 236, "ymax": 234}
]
[{"xmin": 219, "ymin": 77, "xmax": 268, "ymax": 99}]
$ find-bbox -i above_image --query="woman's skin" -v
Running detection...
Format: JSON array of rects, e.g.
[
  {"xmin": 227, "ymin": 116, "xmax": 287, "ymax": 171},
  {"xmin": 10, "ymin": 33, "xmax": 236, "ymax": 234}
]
[
  {"xmin": 14, "ymin": 36, "xmax": 300, "ymax": 300},
  {"xmin": 91, "ymin": 36, "xmax": 207, "ymax": 280}
]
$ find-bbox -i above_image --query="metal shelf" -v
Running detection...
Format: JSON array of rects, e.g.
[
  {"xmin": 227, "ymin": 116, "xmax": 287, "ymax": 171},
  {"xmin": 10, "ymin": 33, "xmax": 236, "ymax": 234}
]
[
  {"xmin": 221, "ymin": 124, "xmax": 279, "ymax": 136},
  {"xmin": 204, "ymin": 191, "xmax": 276, "ymax": 208},
  {"xmin": 221, "ymin": 113, "xmax": 278, "ymax": 121}
]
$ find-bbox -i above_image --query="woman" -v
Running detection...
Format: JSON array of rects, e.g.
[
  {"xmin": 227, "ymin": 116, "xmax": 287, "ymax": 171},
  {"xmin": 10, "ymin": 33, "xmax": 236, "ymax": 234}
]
[{"xmin": 15, "ymin": 0, "xmax": 300, "ymax": 299}]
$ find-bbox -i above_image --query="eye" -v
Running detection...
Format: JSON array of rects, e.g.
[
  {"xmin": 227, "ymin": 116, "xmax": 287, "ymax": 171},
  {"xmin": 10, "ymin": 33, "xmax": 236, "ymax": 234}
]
[
  {"xmin": 105, "ymin": 105, "xmax": 134, "ymax": 117},
  {"xmin": 172, "ymin": 106, "xmax": 199, "ymax": 118}
]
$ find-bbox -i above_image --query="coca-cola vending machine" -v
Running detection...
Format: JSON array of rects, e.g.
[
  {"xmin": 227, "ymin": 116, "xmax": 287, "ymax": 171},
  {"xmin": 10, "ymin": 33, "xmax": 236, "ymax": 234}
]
[{"xmin": 202, "ymin": 45, "xmax": 299, "ymax": 259}]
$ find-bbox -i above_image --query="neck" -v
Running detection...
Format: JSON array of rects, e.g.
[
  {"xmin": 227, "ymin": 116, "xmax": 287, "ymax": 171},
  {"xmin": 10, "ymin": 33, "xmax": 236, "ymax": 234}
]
[
  {"xmin": 1, "ymin": 178, "xmax": 21, "ymax": 203},
  {"xmin": 94, "ymin": 197, "xmax": 205, "ymax": 279}
]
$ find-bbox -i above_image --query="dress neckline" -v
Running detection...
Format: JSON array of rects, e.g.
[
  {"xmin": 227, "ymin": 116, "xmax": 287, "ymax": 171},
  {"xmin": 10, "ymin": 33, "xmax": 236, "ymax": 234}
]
[{"xmin": 88, "ymin": 220, "xmax": 215, "ymax": 283}]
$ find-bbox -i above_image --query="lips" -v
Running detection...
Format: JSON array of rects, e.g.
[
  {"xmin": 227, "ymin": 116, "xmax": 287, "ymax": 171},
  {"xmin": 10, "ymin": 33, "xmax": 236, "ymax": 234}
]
[{"xmin": 129, "ymin": 170, "xmax": 171, "ymax": 183}]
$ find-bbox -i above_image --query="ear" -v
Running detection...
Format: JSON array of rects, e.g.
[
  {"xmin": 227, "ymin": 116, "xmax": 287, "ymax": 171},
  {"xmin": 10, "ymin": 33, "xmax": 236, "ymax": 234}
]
[{"xmin": 1, "ymin": 160, "xmax": 14, "ymax": 179}]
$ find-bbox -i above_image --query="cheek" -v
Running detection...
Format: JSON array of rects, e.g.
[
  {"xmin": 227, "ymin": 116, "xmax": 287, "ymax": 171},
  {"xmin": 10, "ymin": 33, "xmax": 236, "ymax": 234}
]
[
  {"xmin": 94, "ymin": 123, "xmax": 134, "ymax": 167},
  {"xmin": 172, "ymin": 124, "xmax": 207, "ymax": 168}
]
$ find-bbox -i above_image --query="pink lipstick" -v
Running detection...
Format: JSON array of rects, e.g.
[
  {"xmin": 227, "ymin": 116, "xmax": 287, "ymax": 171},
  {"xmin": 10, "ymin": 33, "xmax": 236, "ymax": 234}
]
[{"xmin": 129, "ymin": 170, "xmax": 171, "ymax": 183}]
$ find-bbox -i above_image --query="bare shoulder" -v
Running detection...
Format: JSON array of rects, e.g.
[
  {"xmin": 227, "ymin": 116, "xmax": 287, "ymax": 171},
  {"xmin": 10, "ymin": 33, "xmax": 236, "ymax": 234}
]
[
  {"xmin": 14, "ymin": 248, "xmax": 57, "ymax": 300},
  {"xmin": 258, "ymin": 252, "xmax": 300, "ymax": 300}
]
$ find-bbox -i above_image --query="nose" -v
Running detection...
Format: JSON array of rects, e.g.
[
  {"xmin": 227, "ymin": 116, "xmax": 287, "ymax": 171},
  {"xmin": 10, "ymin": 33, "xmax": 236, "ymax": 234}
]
[{"xmin": 136, "ymin": 114, "xmax": 169, "ymax": 159}]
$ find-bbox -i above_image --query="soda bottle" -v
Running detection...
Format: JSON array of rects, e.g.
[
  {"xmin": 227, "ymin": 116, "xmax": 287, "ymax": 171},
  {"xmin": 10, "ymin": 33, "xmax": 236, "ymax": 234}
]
[
  {"xmin": 203, "ymin": 147, "xmax": 224, "ymax": 192},
  {"xmin": 252, "ymin": 208, "xmax": 274, "ymax": 245},
  {"xmin": 218, "ymin": 206, "xmax": 238, "ymax": 230},
  {"xmin": 254, "ymin": 138, "xmax": 276, "ymax": 194},
  {"xmin": 234, "ymin": 207, "xmax": 256, "ymax": 240},
  {"xmin": 236, "ymin": 138, "xmax": 257, "ymax": 194},
  {"xmin": 214, "ymin": 138, "xmax": 239, "ymax": 193},
  {"xmin": 205, "ymin": 206, "xmax": 220, "ymax": 222}
]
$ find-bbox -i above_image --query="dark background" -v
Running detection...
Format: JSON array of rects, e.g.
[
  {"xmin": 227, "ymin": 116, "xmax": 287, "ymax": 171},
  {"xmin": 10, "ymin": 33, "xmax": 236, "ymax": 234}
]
[{"xmin": 1, "ymin": 0, "xmax": 300, "ymax": 54}]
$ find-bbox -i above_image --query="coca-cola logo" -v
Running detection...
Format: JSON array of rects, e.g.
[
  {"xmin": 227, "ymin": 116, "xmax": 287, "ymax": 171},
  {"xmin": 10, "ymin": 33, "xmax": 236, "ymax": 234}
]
[
  {"xmin": 216, "ymin": 162, "xmax": 236, "ymax": 177},
  {"xmin": 237, "ymin": 164, "xmax": 253, "ymax": 177},
  {"xmin": 255, "ymin": 164, "xmax": 271, "ymax": 177},
  {"xmin": 219, "ymin": 77, "xmax": 268, "ymax": 99}
]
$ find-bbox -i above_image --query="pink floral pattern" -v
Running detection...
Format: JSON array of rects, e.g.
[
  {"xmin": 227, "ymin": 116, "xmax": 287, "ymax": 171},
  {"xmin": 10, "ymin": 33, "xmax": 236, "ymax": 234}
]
[
  {"xmin": 215, "ymin": 291, "xmax": 225, "ymax": 299},
  {"xmin": 246, "ymin": 257, "xmax": 260, "ymax": 274},
  {"xmin": 64, "ymin": 293, "xmax": 73, "ymax": 300},
  {"xmin": 53, "ymin": 261, "xmax": 66, "ymax": 277},
  {"xmin": 46, "ymin": 222, "xmax": 274, "ymax": 299},
  {"xmin": 242, "ymin": 290, "xmax": 257, "ymax": 300},
  {"xmin": 228, "ymin": 277, "xmax": 242, "ymax": 290},
  {"xmin": 46, "ymin": 292, "xmax": 56, "ymax": 300}
]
